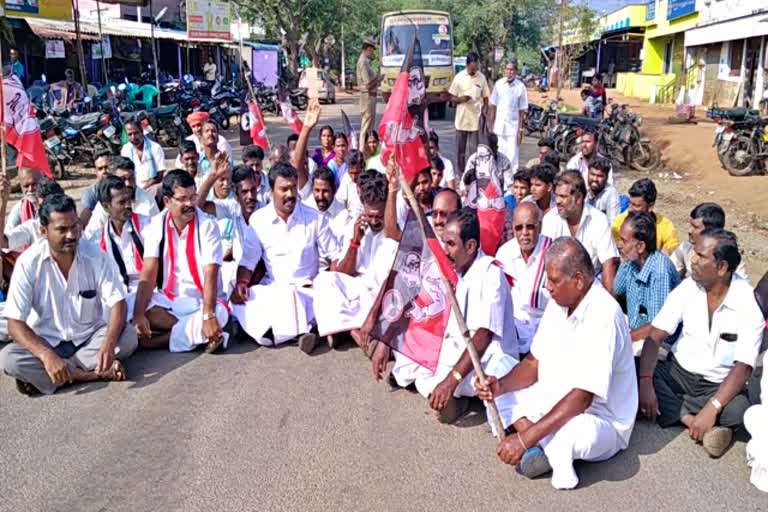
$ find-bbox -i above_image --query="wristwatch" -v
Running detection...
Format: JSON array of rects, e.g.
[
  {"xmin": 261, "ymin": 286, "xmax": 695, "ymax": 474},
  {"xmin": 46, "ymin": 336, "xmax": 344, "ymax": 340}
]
[
  {"xmin": 710, "ymin": 397, "xmax": 723, "ymax": 412},
  {"xmin": 202, "ymin": 312, "xmax": 216, "ymax": 321},
  {"xmin": 451, "ymin": 370, "xmax": 463, "ymax": 383}
]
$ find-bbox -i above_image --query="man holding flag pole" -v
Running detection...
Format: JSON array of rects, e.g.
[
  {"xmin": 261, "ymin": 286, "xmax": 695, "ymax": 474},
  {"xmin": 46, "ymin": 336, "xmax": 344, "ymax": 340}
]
[{"xmin": 363, "ymin": 29, "xmax": 513, "ymax": 436}]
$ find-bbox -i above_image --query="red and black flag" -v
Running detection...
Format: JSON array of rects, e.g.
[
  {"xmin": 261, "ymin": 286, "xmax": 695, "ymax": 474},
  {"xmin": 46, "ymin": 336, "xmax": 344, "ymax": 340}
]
[
  {"xmin": 364, "ymin": 209, "xmax": 458, "ymax": 373},
  {"xmin": 464, "ymin": 117, "xmax": 506, "ymax": 256},
  {"xmin": 239, "ymin": 99, "xmax": 268, "ymax": 150},
  {"xmin": 341, "ymin": 109, "xmax": 359, "ymax": 150},
  {"xmin": 378, "ymin": 31, "xmax": 430, "ymax": 183}
]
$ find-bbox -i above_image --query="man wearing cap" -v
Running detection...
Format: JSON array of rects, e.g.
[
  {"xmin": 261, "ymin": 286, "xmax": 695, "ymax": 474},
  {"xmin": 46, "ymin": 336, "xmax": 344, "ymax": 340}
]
[
  {"xmin": 174, "ymin": 111, "xmax": 233, "ymax": 169},
  {"xmin": 357, "ymin": 37, "xmax": 384, "ymax": 151}
]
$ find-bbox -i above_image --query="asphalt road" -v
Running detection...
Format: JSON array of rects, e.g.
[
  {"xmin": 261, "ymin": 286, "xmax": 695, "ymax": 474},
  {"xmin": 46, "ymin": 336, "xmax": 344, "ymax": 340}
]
[{"xmin": 1, "ymin": 96, "xmax": 765, "ymax": 511}]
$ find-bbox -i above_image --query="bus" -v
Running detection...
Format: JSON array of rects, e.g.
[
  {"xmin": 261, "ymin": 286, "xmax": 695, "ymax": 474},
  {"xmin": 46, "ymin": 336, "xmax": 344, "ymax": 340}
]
[{"xmin": 379, "ymin": 10, "xmax": 454, "ymax": 119}]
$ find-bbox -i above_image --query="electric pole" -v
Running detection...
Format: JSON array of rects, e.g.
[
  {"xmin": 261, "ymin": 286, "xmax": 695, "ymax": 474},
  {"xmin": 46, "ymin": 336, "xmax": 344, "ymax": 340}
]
[{"xmin": 556, "ymin": 0, "xmax": 566, "ymax": 99}]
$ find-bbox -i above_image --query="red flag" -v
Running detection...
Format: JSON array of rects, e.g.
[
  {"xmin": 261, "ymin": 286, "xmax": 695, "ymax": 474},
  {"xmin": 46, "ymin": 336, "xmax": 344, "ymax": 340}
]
[
  {"xmin": 365, "ymin": 209, "xmax": 458, "ymax": 373},
  {"xmin": 466, "ymin": 144, "xmax": 506, "ymax": 256},
  {"xmin": 240, "ymin": 99, "xmax": 268, "ymax": 150},
  {"xmin": 279, "ymin": 99, "xmax": 303, "ymax": 134},
  {"xmin": 2, "ymin": 73, "xmax": 51, "ymax": 177},
  {"xmin": 378, "ymin": 34, "xmax": 430, "ymax": 183}
]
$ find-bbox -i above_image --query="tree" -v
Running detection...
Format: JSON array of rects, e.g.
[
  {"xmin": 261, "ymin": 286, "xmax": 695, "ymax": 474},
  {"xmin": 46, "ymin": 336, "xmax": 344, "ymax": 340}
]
[{"xmin": 552, "ymin": 2, "xmax": 598, "ymax": 96}]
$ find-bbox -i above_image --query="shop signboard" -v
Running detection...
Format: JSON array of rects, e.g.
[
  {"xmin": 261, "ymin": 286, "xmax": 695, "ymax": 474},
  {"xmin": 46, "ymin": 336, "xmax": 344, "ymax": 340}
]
[{"xmin": 186, "ymin": 0, "xmax": 232, "ymax": 41}]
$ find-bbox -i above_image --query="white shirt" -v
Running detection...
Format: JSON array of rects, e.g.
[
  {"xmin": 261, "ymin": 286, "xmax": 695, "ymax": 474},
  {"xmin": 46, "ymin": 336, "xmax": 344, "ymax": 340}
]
[
  {"xmin": 495, "ymin": 235, "xmax": 552, "ymax": 353},
  {"xmin": 4, "ymin": 239, "xmax": 127, "ymax": 347},
  {"xmin": 339, "ymin": 225, "xmax": 398, "ymax": 291},
  {"xmin": 5, "ymin": 217, "xmax": 41, "ymax": 251},
  {"xmin": 89, "ymin": 214, "xmax": 150, "ymax": 293},
  {"xmin": 490, "ymin": 77, "xmax": 529, "ymax": 137},
  {"xmin": 438, "ymin": 155, "xmax": 455, "ymax": 187},
  {"xmin": 174, "ymin": 134, "xmax": 234, "ymax": 170},
  {"xmin": 84, "ymin": 187, "xmax": 160, "ymax": 241},
  {"xmin": 7, "ymin": 200, "xmax": 32, "ymax": 230},
  {"xmin": 249, "ymin": 201, "xmax": 341, "ymax": 286},
  {"xmin": 587, "ymin": 184, "xmax": 621, "ymax": 225},
  {"xmin": 212, "ymin": 198, "xmax": 262, "ymax": 271},
  {"xmin": 120, "ymin": 139, "xmax": 167, "ymax": 189},
  {"xmin": 143, "ymin": 209, "xmax": 224, "ymax": 300},
  {"xmin": 531, "ymin": 284, "xmax": 637, "ymax": 448},
  {"xmin": 335, "ymin": 173, "xmax": 363, "ymax": 219},
  {"xmin": 652, "ymin": 276, "xmax": 764, "ymax": 383},
  {"xmin": 567, "ymin": 152, "xmax": 614, "ymax": 186},
  {"xmin": 440, "ymin": 252, "xmax": 519, "ymax": 366},
  {"xmin": 303, "ymin": 195, "xmax": 352, "ymax": 240},
  {"xmin": 542, "ymin": 204, "xmax": 619, "ymax": 276}
]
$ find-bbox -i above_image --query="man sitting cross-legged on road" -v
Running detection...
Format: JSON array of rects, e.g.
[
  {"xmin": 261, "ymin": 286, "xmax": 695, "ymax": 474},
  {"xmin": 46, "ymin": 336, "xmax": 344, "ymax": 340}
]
[
  {"xmin": 372, "ymin": 209, "xmax": 519, "ymax": 424},
  {"xmin": 475, "ymin": 237, "xmax": 637, "ymax": 490},
  {"xmin": 131, "ymin": 170, "xmax": 229, "ymax": 353},
  {"xmin": 495, "ymin": 202, "xmax": 552, "ymax": 355},
  {"xmin": 233, "ymin": 163, "xmax": 341, "ymax": 354},
  {"xmin": 303, "ymin": 166, "xmax": 352, "ymax": 241},
  {"xmin": 313, "ymin": 170, "xmax": 398, "ymax": 348},
  {"xmin": 638, "ymin": 228, "xmax": 764, "ymax": 458},
  {"xmin": 0, "ymin": 194, "xmax": 138, "ymax": 395},
  {"xmin": 90, "ymin": 175, "xmax": 151, "ymax": 319}
]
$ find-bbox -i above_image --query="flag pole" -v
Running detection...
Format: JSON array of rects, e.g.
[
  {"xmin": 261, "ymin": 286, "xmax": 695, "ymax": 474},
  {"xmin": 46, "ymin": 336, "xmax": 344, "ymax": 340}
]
[
  {"xmin": 237, "ymin": 16, "xmax": 269, "ymax": 149},
  {"xmin": 0, "ymin": 39, "xmax": 7, "ymax": 292},
  {"xmin": 395, "ymin": 162, "xmax": 507, "ymax": 440}
]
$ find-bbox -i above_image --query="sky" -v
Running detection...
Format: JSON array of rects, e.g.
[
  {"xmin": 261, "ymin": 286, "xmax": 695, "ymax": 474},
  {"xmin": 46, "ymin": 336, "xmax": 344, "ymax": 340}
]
[{"xmin": 585, "ymin": 0, "xmax": 642, "ymax": 15}]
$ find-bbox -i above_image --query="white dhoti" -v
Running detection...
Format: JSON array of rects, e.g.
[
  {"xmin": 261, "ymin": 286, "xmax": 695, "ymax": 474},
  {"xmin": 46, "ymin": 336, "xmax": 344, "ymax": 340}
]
[
  {"xmin": 221, "ymin": 260, "xmax": 237, "ymax": 298},
  {"xmin": 313, "ymin": 272, "xmax": 377, "ymax": 336},
  {"xmin": 495, "ymin": 383, "xmax": 625, "ymax": 490},
  {"xmin": 146, "ymin": 293, "xmax": 229, "ymax": 353},
  {"xmin": 232, "ymin": 284, "xmax": 314, "ymax": 345},
  {"xmin": 0, "ymin": 303, "xmax": 9, "ymax": 342},
  {"xmin": 745, "ymin": 405, "xmax": 768, "ymax": 493},
  {"xmin": 497, "ymin": 134, "xmax": 520, "ymax": 172}
]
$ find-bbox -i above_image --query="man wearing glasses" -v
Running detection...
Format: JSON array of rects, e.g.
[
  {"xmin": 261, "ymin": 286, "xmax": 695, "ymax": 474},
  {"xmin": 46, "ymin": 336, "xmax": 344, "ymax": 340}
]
[
  {"xmin": 131, "ymin": 170, "xmax": 229, "ymax": 353},
  {"xmin": 495, "ymin": 202, "xmax": 551, "ymax": 355}
]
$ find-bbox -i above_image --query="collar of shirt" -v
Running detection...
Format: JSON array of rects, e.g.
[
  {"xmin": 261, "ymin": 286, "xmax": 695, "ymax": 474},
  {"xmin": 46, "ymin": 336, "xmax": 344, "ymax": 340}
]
[
  {"xmin": 266, "ymin": 200, "xmax": 306, "ymax": 227},
  {"xmin": 562, "ymin": 283, "xmax": 602, "ymax": 325},
  {"xmin": 633, "ymin": 250, "xmax": 666, "ymax": 285},
  {"xmin": 509, "ymin": 234, "xmax": 550, "ymax": 266}
]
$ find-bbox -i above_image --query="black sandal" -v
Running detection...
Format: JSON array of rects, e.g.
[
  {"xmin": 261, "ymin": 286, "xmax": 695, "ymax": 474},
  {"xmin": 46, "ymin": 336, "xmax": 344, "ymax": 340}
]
[{"xmin": 15, "ymin": 379, "xmax": 40, "ymax": 396}]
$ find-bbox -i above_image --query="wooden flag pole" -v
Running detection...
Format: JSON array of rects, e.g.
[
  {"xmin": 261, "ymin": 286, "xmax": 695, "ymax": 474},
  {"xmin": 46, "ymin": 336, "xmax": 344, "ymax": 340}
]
[
  {"xmin": 396, "ymin": 165, "xmax": 507, "ymax": 440},
  {"xmin": 0, "ymin": 40, "xmax": 7, "ymax": 292},
  {"xmin": 237, "ymin": 17, "xmax": 270, "ymax": 149}
]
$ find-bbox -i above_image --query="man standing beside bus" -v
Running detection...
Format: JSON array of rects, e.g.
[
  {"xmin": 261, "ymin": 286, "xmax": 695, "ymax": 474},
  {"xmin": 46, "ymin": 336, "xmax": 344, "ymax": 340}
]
[
  {"xmin": 489, "ymin": 59, "xmax": 528, "ymax": 172},
  {"xmin": 448, "ymin": 52, "xmax": 490, "ymax": 174},
  {"xmin": 357, "ymin": 37, "xmax": 384, "ymax": 150}
]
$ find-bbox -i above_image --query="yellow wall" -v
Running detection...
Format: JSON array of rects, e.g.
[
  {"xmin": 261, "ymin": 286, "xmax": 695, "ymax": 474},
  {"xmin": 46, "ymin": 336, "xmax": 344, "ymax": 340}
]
[
  {"xmin": 640, "ymin": 1, "xmax": 699, "ymax": 76},
  {"xmin": 599, "ymin": 4, "xmax": 648, "ymax": 33},
  {"xmin": 644, "ymin": 0, "xmax": 699, "ymax": 39},
  {"xmin": 616, "ymin": 71, "xmax": 676, "ymax": 100},
  {"xmin": 2, "ymin": 0, "xmax": 72, "ymax": 20}
]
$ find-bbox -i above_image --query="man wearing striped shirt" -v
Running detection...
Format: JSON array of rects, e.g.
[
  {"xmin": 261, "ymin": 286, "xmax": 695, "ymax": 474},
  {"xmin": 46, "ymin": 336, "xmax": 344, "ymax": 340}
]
[{"xmin": 495, "ymin": 202, "xmax": 551, "ymax": 354}]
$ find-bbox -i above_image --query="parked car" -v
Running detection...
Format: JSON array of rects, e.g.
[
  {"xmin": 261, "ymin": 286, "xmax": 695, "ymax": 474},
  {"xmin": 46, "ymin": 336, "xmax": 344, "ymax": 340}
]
[{"xmin": 298, "ymin": 69, "xmax": 336, "ymax": 104}]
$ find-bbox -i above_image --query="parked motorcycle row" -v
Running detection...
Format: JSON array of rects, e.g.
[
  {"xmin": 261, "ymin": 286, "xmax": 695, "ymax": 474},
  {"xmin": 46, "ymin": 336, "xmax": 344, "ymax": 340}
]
[
  {"xmin": 709, "ymin": 105, "xmax": 768, "ymax": 177},
  {"xmin": 525, "ymin": 100, "xmax": 662, "ymax": 173}
]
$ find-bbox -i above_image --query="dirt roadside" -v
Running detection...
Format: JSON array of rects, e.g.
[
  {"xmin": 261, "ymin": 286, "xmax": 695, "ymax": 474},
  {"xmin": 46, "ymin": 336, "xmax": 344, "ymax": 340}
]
[{"xmin": 529, "ymin": 87, "xmax": 768, "ymax": 281}]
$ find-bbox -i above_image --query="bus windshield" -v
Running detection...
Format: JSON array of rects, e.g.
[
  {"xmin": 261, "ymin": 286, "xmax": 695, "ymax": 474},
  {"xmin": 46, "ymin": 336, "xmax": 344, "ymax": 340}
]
[{"xmin": 381, "ymin": 15, "xmax": 452, "ymax": 68}]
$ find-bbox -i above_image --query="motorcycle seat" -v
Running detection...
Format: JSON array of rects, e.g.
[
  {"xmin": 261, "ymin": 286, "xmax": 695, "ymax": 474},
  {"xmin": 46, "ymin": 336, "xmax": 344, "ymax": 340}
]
[
  {"xmin": 559, "ymin": 113, "xmax": 601, "ymax": 129},
  {"xmin": 151, "ymin": 104, "xmax": 178, "ymax": 116},
  {"xmin": 66, "ymin": 112, "xmax": 102, "ymax": 129}
]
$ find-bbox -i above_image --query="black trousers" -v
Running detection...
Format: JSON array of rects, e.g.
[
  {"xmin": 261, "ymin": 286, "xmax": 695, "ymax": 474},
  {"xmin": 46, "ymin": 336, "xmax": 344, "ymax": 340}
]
[
  {"xmin": 456, "ymin": 129, "xmax": 479, "ymax": 178},
  {"xmin": 654, "ymin": 355, "xmax": 750, "ymax": 428}
]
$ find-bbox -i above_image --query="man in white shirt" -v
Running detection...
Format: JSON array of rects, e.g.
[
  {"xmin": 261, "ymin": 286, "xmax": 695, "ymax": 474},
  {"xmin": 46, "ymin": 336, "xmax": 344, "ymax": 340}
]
[
  {"xmin": 428, "ymin": 131, "xmax": 456, "ymax": 189},
  {"xmin": 475, "ymin": 237, "xmax": 637, "ymax": 490},
  {"xmin": 132, "ymin": 170, "xmax": 229, "ymax": 353},
  {"xmin": 638, "ymin": 228, "xmax": 764, "ymax": 458},
  {"xmin": 174, "ymin": 111, "xmax": 233, "ymax": 170},
  {"xmin": 303, "ymin": 166, "xmax": 351, "ymax": 241},
  {"xmin": 314, "ymin": 170, "xmax": 398, "ymax": 344},
  {"xmin": 335, "ymin": 149, "xmax": 365, "ymax": 218},
  {"xmin": 586, "ymin": 156, "xmax": 620, "ymax": 224},
  {"xmin": 121, "ymin": 120, "xmax": 166, "ymax": 191},
  {"xmin": 84, "ymin": 157, "xmax": 160, "ymax": 240},
  {"xmin": 0, "ymin": 179, "xmax": 65, "ymax": 252},
  {"xmin": 0, "ymin": 194, "xmax": 137, "ymax": 395},
  {"xmin": 234, "ymin": 163, "xmax": 341, "ymax": 354},
  {"xmin": 197, "ymin": 162, "xmax": 263, "ymax": 300},
  {"xmin": 489, "ymin": 60, "xmax": 528, "ymax": 172},
  {"xmin": 542, "ymin": 170, "xmax": 619, "ymax": 292},
  {"xmin": 495, "ymin": 202, "xmax": 552, "ymax": 354},
  {"xmin": 373, "ymin": 209, "xmax": 519, "ymax": 424},
  {"xmin": 431, "ymin": 188, "xmax": 461, "ymax": 242},
  {"xmin": 242, "ymin": 144, "xmax": 271, "ymax": 207},
  {"xmin": 448, "ymin": 52, "xmax": 490, "ymax": 173},
  {"xmin": 566, "ymin": 131, "xmax": 613, "ymax": 186},
  {"xmin": 91, "ymin": 176, "xmax": 150, "ymax": 319}
]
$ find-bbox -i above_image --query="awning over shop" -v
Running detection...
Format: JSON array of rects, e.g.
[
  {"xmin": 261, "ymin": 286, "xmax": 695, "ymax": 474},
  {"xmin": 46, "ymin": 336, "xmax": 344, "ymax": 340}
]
[
  {"xmin": 25, "ymin": 18, "xmax": 100, "ymax": 41},
  {"xmin": 685, "ymin": 12, "xmax": 768, "ymax": 47}
]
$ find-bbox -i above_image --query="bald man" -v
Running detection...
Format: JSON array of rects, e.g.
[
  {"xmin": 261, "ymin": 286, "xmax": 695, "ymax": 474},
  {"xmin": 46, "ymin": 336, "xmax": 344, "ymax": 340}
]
[
  {"xmin": 431, "ymin": 188, "xmax": 461, "ymax": 242},
  {"xmin": 475, "ymin": 237, "xmax": 637, "ymax": 490},
  {"xmin": 495, "ymin": 202, "xmax": 552, "ymax": 354}
]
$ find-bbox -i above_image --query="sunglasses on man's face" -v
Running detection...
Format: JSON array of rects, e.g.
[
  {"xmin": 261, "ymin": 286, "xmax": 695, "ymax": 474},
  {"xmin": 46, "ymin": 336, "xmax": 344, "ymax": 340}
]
[{"xmin": 513, "ymin": 224, "xmax": 537, "ymax": 232}]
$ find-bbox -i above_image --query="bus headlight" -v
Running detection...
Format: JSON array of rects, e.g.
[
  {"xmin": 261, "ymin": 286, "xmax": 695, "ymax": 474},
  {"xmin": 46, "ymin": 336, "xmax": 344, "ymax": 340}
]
[{"xmin": 432, "ymin": 78, "xmax": 448, "ymax": 87}]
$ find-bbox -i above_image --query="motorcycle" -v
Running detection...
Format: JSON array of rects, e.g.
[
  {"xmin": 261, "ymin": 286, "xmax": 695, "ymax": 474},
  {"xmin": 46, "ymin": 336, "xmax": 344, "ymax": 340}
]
[
  {"xmin": 524, "ymin": 100, "xmax": 558, "ymax": 136},
  {"xmin": 720, "ymin": 117, "xmax": 768, "ymax": 176}
]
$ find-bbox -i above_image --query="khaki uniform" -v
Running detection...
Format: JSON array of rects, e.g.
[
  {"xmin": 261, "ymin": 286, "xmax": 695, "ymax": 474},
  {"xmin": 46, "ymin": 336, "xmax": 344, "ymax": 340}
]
[{"xmin": 357, "ymin": 53, "xmax": 377, "ymax": 149}]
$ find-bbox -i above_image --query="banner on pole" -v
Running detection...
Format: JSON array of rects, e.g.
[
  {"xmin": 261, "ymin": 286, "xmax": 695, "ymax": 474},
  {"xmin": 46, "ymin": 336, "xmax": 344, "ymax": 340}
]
[
  {"xmin": 186, "ymin": 0, "xmax": 232, "ymax": 41},
  {"xmin": 91, "ymin": 37, "xmax": 113, "ymax": 60},
  {"xmin": 45, "ymin": 40, "xmax": 66, "ymax": 59}
]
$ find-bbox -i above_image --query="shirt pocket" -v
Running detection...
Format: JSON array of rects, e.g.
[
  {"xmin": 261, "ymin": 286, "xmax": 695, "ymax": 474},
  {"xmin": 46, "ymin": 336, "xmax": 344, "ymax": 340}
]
[
  {"xmin": 714, "ymin": 312, "xmax": 740, "ymax": 366},
  {"xmin": 78, "ymin": 290, "xmax": 101, "ymax": 324}
]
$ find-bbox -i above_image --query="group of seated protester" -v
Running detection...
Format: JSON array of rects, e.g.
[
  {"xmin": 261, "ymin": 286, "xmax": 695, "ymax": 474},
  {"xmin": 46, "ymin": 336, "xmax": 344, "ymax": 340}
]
[{"xmin": 0, "ymin": 103, "xmax": 765, "ymax": 492}]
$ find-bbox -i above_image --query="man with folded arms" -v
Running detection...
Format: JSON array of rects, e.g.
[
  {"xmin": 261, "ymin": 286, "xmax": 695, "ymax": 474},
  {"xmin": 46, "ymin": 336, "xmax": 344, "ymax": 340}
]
[
  {"xmin": 475, "ymin": 237, "xmax": 637, "ymax": 490},
  {"xmin": 0, "ymin": 194, "xmax": 137, "ymax": 395},
  {"xmin": 131, "ymin": 170, "xmax": 228, "ymax": 353},
  {"xmin": 638, "ymin": 228, "xmax": 763, "ymax": 458}
]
